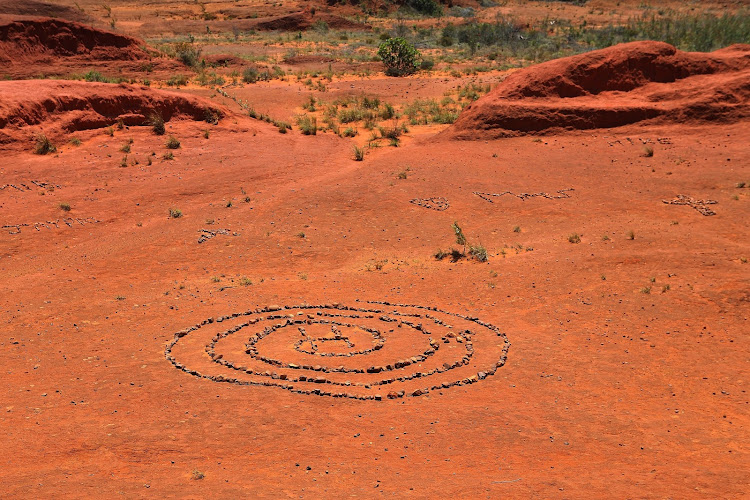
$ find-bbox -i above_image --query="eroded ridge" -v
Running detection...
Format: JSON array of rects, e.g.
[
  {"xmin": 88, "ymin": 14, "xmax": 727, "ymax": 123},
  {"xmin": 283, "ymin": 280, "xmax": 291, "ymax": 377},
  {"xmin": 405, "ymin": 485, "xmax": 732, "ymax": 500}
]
[
  {"xmin": 662, "ymin": 194, "xmax": 718, "ymax": 216},
  {"xmin": 474, "ymin": 188, "xmax": 574, "ymax": 203},
  {"xmin": 165, "ymin": 302, "xmax": 510, "ymax": 400},
  {"xmin": 409, "ymin": 197, "xmax": 450, "ymax": 211}
]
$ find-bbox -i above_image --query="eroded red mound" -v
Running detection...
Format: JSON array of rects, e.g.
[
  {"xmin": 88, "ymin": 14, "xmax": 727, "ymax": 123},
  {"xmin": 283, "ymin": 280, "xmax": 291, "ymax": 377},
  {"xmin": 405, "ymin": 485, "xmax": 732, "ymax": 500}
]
[
  {"xmin": 0, "ymin": 80, "xmax": 227, "ymax": 149},
  {"xmin": 446, "ymin": 41, "xmax": 750, "ymax": 139},
  {"xmin": 0, "ymin": 17, "xmax": 148, "ymax": 64}
]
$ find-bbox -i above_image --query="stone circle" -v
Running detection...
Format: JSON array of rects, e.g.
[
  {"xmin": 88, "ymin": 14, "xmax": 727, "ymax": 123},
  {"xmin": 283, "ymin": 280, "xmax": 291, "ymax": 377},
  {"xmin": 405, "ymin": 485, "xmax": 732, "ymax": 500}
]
[{"xmin": 165, "ymin": 301, "xmax": 511, "ymax": 400}]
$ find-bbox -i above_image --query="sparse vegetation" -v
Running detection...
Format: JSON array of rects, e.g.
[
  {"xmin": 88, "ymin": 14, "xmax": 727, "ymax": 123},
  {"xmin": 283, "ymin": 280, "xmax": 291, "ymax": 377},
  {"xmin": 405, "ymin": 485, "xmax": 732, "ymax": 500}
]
[
  {"xmin": 59, "ymin": 202, "xmax": 71, "ymax": 211},
  {"xmin": 627, "ymin": 230, "xmax": 636, "ymax": 240},
  {"xmin": 169, "ymin": 208, "xmax": 182, "ymax": 218},
  {"xmin": 297, "ymin": 115, "xmax": 317, "ymax": 135},
  {"xmin": 378, "ymin": 38, "xmax": 421, "ymax": 77},
  {"xmin": 150, "ymin": 113, "xmax": 165, "ymax": 135},
  {"xmin": 69, "ymin": 137, "xmax": 82, "ymax": 146},
  {"xmin": 162, "ymin": 151, "xmax": 174, "ymax": 160},
  {"xmin": 568, "ymin": 233, "xmax": 581, "ymax": 244},
  {"xmin": 34, "ymin": 134, "xmax": 56, "ymax": 155},
  {"xmin": 353, "ymin": 145, "xmax": 365, "ymax": 161},
  {"xmin": 165, "ymin": 136, "xmax": 181, "ymax": 149}
]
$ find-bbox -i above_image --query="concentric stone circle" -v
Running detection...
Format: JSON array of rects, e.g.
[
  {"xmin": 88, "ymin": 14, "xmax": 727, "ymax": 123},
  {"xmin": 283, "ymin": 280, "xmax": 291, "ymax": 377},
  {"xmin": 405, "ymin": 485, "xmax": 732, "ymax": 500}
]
[{"xmin": 165, "ymin": 301, "xmax": 510, "ymax": 400}]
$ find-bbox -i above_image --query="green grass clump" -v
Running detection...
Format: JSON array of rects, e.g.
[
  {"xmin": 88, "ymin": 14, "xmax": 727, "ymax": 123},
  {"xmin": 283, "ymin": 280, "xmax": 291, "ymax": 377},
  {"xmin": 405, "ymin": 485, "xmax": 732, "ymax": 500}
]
[
  {"xmin": 168, "ymin": 208, "xmax": 182, "ymax": 218},
  {"xmin": 34, "ymin": 134, "xmax": 56, "ymax": 155},
  {"xmin": 297, "ymin": 115, "xmax": 317, "ymax": 135},
  {"xmin": 165, "ymin": 136, "xmax": 181, "ymax": 149}
]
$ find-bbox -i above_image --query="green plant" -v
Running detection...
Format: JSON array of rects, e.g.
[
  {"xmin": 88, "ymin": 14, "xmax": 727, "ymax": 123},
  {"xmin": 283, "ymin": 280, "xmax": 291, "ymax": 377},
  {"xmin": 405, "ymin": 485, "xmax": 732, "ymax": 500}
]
[
  {"xmin": 469, "ymin": 243, "xmax": 488, "ymax": 262},
  {"xmin": 642, "ymin": 145, "xmax": 654, "ymax": 157},
  {"xmin": 513, "ymin": 226, "xmax": 521, "ymax": 233},
  {"xmin": 640, "ymin": 286, "xmax": 651, "ymax": 294},
  {"xmin": 602, "ymin": 234, "xmax": 610, "ymax": 241},
  {"xmin": 211, "ymin": 276, "xmax": 221, "ymax": 283},
  {"xmin": 452, "ymin": 221, "xmax": 467, "ymax": 249},
  {"xmin": 737, "ymin": 182, "xmax": 746, "ymax": 188},
  {"xmin": 120, "ymin": 142, "xmax": 131, "ymax": 153},
  {"xmin": 69, "ymin": 137, "xmax": 82, "ymax": 146},
  {"xmin": 165, "ymin": 136, "xmax": 181, "ymax": 149},
  {"xmin": 568, "ymin": 233, "xmax": 581, "ymax": 244},
  {"xmin": 34, "ymin": 134, "xmax": 56, "ymax": 155},
  {"xmin": 105, "ymin": 126, "xmax": 114, "ymax": 137},
  {"xmin": 119, "ymin": 155, "xmax": 128, "ymax": 167},
  {"xmin": 296, "ymin": 231, "xmax": 306, "ymax": 238},
  {"xmin": 115, "ymin": 295, "xmax": 125, "ymax": 301},
  {"xmin": 191, "ymin": 469, "xmax": 205, "ymax": 480},
  {"xmin": 149, "ymin": 113, "xmax": 165, "ymax": 135},
  {"xmin": 378, "ymin": 38, "xmax": 421, "ymax": 77},
  {"xmin": 627, "ymin": 230, "xmax": 635, "ymax": 240},
  {"xmin": 239, "ymin": 277, "xmax": 252, "ymax": 286},
  {"xmin": 353, "ymin": 145, "xmax": 365, "ymax": 161},
  {"xmin": 297, "ymin": 115, "xmax": 317, "ymax": 135},
  {"xmin": 203, "ymin": 129, "xmax": 210, "ymax": 139},
  {"xmin": 169, "ymin": 208, "xmax": 182, "ymax": 218},
  {"xmin": 59, "ymin": 202, "xmax": 71, "ymax": 211}
]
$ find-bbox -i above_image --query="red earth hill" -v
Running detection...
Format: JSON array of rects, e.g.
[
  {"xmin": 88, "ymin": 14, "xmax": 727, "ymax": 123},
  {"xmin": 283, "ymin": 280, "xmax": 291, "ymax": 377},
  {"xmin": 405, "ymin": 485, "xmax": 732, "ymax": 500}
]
[
  {"xmin": 444, "ymin": 41, "xmax": 750, "ymax": 139},
  {"xmin": 0, "ymin": 80, "xmax": 228, "ymax": 150}
]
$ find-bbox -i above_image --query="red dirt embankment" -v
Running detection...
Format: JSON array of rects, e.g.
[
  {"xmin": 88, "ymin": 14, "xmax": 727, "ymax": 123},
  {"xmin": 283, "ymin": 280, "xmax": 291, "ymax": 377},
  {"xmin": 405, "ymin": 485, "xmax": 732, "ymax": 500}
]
[
  {"xmin": 0, "ymin": 80, "xmax": 227, "ymax": 149},
  {"xmin": 445, "ymin": 41, "xmax": 750, "ymax": 139},
  {"xmin": 0, "ymin": 16, "xmax": 148, "ymax": 64}
]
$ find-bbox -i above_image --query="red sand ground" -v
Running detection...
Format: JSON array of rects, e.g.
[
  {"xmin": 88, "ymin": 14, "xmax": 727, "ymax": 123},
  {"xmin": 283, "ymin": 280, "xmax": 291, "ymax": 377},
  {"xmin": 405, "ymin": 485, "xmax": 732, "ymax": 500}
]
[{"xmin": 0, "ymin": 13, "xmax": 749, "ymax": 500}]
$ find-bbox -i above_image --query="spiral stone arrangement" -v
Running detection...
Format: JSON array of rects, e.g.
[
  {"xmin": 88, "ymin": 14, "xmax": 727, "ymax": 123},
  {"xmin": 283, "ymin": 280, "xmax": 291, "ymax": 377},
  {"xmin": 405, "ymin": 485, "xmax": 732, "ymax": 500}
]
[{"xmin": 165, "ymin": 302, "xmax": 510, "ymax": 400}]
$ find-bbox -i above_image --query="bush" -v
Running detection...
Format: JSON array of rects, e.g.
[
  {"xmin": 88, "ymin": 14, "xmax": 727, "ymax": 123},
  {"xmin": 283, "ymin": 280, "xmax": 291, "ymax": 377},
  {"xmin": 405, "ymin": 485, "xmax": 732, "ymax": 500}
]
[
  {"xmin": 378, "ymin": 38, "xmax": 421, "ymax": 77},
  {"xmin": 407, "ymin": 0, "xmax": 443, "ymax": 16},
  {"xmin": 297, "ymin": 115, "xmax": 317, "ymax": 135},
  {"xmin": 165, "ymin": 136, "xmax": 181, "ymax": 149},
  {"xmin": 169, "ymin": 208, "xmax": 182, "ymax": 218},
  {"xmin": 34, "ymin": 134, "xmax": 56, "ymax": 155},
  {"xmin": 353, "ymin": 145, "xmax": 365, "ymax": 161},
  {"xmin": 149, "ymin": 113, "xmax": 165, "ymax": 135}
]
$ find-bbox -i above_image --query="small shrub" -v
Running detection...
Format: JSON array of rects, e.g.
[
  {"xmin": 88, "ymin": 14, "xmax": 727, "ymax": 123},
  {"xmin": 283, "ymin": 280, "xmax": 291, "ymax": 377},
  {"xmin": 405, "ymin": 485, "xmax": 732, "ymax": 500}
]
[
  {"xmin": 378, "ymin": 38, "xmax": 421, "ymax": 77},
  {"xmin": 297, "ymin": 115, "xmax": 317, "ymax": 135},
  {"xmin": 513, "ymin": 226, "xmax": 521, "ymax": 233},
  {"xmin": 602, "ymin": 234, "xmax": 610, "ymax": 241},
  {"xmin": 203, "ymin": 129, "xmax": 210, "ymax": 139},
  {"xmin": 568, "ymin": 233, "xmax": 581, "ymax": 244},
  {"xmin": 165, "ymin": 136, "xmax": 181, "ymax": 149},
  {"xmin": 149, "ymin": 113, "xmax": 165, "ymax": 135},
  {"xmin": 191, "ymin": 469, "xmax": 205, "ymax": 480},
  {"xmin": 69, "ymin": 137, "xmax": 82, "ymax": 146},
  {"xmin": 34, "ymin": 134, "xmax": 56, "ymax": 155},
  {"xmin": 119, "ymin": 155, "xmax": 128, "ymax": 167},
  {"xmin": 642, "ymin": 145, "xmax": 654, "ymax": 157},
  {"xmin": 469, "ymin": 244, "xmax": 488, "ymax": 262},
  {"xmin": 640, "ymin": 286, "xmax": 651, "ymax": 294},
  {"xmin": 736, "ymin": 182, "xmax": 746, "ymax": 188},
  {"xmin": 296, "ymin": 231, "xmax": 306, "ymax": 238},
  {"xmin": 120, "ymin": 142, "xmax": 131, "ymax": 153},
  {"xmin": 239, "ymin": 277, "xmax": 252, "ymax": 286},
  {"xmin": 168, "ymin": 208, "xmax": 182, "ymax": 218},
  {"xmin": 162, "ymin": 151, "xmax": 174, "ymax": 160},
  {"xmin": 59, "ymin": 202, "xmax": 71, "ymax": 211},
  {"xmin": 342, "ymin": 127, "xmax": 357, "ymax": 137},
  {"xmin": 226, "ymin": 200, "xmax": 232, "ymax": 208},
  {"xmin": 627, "ymin": 230, "xmax": 635, "ymax": 240},
  {"xmin": 353, "ymin": 145, "xmax": 365, "ymax": 161}
]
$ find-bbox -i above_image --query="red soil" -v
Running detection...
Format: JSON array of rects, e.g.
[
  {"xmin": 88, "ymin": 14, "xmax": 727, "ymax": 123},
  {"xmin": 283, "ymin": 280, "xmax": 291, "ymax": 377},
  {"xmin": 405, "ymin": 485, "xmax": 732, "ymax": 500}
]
[
  {"xmin": 447, "ymin": 41, "xmax": 750, "ymax": 138},
  {"xmin": 0, "ymin": 80, "xmax": 226, "ymax": 149},
  {"xmin": 0, "ymin": 16, "xmax": 185, "ymax": 79}
]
